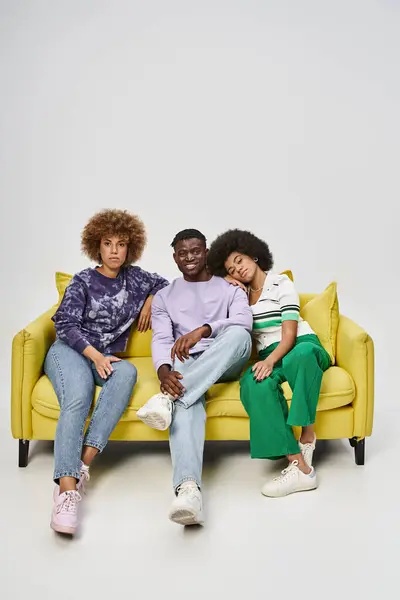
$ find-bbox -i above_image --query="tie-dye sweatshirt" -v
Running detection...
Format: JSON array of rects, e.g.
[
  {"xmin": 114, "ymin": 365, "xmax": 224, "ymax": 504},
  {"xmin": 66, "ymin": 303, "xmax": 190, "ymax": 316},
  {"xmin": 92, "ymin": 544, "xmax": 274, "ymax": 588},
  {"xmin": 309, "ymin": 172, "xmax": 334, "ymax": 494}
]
[{"xmin": 52, "ymin": 266, "xmax": 169, "ymax": 355}]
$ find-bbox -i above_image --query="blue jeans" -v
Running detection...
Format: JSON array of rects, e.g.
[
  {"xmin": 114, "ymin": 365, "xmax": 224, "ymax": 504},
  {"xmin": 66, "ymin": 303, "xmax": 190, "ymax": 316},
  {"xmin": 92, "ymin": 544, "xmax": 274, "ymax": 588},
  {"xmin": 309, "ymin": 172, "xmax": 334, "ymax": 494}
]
[
  {"xmin": 169, "ymin": 326, "xmax": 252, "ymax": 490},
  {"xmin": 45, "ymin": 340, "xmax": 137, "ymax": 483}
]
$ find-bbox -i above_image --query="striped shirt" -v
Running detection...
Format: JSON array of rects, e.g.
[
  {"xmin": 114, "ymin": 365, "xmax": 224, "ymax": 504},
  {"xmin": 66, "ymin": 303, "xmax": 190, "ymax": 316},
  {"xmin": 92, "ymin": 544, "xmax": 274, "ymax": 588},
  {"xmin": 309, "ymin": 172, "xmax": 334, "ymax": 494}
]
[{"xmin": 251, "ymin": 272, "xmax": 314, "ymax": 352}]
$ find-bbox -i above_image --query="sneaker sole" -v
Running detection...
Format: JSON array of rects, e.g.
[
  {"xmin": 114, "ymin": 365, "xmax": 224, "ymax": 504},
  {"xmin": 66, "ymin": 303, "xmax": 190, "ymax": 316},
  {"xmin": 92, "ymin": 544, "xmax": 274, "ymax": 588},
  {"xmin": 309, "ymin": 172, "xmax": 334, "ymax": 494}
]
[
  {"xmin": 137, "ymin": 410, "xmax": 171, "ymax": 431},
  {"xmin": 262, "ymin": 483, "xmax": 318, "ymax": 498},
  {"xmin": 169, "ymin": 508, "xmax": 204, "ymax": 526},
  {"xmin": 50, "ymin": 521, "xmax": 77, "ymax": 535}
]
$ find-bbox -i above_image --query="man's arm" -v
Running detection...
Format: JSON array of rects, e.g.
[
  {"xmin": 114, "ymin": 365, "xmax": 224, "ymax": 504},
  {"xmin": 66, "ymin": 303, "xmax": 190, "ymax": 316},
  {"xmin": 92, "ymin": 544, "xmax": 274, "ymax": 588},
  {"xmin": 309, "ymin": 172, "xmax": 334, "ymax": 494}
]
[
  {"xmin": 151, "ymin": 292, "xmax": 175, "ymax": 373},
  {"xmin": 206, "ymin": 287, "xmax": 253, "ymax": 337},
  {"xmin": 151, "ymin": 292, "xmax": 186, "ymax": 398}
]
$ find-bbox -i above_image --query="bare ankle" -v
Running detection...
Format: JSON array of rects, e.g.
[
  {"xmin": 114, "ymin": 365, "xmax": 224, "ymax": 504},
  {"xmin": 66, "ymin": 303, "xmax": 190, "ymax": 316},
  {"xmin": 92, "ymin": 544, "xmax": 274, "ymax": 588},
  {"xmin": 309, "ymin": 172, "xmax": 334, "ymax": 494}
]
[
  {"xmin": 81, "ymin": 445, "xmax": 99, "ymax": 467},
  {"xmin": 59, "ymin": 476, "xmax": 78, "ymax": 494},
  {"xmin": 300, "ymin": 426, "xmax": 315, "ymax": 445},
  {"xmin": 287, "ymin": 454, "xmax": 311, "ymax": 475}
]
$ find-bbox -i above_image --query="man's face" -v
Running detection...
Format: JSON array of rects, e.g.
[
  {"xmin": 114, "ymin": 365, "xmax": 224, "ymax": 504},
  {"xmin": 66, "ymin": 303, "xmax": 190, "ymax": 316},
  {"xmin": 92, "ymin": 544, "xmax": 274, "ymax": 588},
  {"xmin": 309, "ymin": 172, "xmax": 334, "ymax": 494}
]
[{"xmin": 173, "ymin": 238, "xmax": 208, "ymax": 279}]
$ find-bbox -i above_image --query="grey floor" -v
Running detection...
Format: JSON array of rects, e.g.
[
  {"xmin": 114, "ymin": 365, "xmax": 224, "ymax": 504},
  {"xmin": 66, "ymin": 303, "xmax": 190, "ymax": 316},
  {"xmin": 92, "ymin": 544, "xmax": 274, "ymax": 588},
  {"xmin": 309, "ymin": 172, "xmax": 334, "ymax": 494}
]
[{"xmin": 1, "ymin": 391, "xmax": 398, "ymax": 600}]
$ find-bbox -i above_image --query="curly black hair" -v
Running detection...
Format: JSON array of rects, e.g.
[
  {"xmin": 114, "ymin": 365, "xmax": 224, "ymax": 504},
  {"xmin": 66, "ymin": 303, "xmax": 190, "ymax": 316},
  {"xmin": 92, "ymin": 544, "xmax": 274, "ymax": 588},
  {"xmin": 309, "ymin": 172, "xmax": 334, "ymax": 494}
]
[
  {"xmin": 171, "ymin": 229, "xmax": 207, "ymax": 249},
  {"xmin": 207, "ymin": 229, "xmax": 274, "ymax": 276}
]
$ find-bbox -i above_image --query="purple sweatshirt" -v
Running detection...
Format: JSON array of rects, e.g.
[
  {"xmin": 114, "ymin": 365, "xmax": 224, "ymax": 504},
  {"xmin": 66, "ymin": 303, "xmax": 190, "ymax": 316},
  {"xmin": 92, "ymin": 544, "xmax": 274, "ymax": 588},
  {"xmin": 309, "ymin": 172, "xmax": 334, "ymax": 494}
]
[
  {"xmin": 53, "ymin": 266, "xmax": 168, "ymax": 355},
  {"xmin": 151, "ymin": 276, "xmax": 253, "ymax": 373}
]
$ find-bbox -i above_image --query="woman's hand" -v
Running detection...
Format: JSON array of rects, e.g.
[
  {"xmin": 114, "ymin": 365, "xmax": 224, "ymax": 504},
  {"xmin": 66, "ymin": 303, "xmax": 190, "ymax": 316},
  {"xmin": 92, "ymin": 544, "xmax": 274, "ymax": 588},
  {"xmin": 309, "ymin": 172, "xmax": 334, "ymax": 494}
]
[
  {"xmin": 224, "ymin": 275, "xmax": 247, "ymax": 292},
  {"xmin": 92, "ymin": 354, "xmax": 121, "ymax": 379},
  {"xmin": 252, "ymin": 357, "xmax": 275, "ymax": 382},
  {"xmin": 137, "ymin": 295, "xmax": 153, "ymax": 332}
]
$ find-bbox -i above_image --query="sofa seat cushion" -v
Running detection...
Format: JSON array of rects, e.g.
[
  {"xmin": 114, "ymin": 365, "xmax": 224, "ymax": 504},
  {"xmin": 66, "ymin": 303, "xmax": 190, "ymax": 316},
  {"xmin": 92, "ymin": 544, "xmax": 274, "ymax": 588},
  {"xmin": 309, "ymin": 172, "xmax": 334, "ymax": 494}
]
[
  {"xmin": 32, "ymin": 358, "xmax": 355, "ymax": 421},
  {"xmin": 32, "ymin": 357, "xmax": 160, "ymax": 421},
  {"xmin": 206, "ymin": 366, "xmax": 355, "ymax": 418}
]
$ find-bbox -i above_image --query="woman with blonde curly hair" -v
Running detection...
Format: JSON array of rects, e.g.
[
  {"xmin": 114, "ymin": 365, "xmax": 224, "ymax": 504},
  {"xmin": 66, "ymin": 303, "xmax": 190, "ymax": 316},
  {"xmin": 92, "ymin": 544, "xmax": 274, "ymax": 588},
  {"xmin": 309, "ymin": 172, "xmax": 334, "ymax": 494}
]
[{"xmin": 44, "ymin": 209, "xmax": 168, "ymax": 535}]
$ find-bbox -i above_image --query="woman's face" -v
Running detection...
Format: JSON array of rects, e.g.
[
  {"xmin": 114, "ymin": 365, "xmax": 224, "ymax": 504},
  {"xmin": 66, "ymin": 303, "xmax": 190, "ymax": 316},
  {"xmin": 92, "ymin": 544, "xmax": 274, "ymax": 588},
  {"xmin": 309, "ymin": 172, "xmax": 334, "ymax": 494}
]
[
  {"xmin": 99, "ymin": 235, "xmax": 129, "ymax": 270},
  {"xmin": 224, "ymin": 252, "xmax": 258, "ymax": 284}
]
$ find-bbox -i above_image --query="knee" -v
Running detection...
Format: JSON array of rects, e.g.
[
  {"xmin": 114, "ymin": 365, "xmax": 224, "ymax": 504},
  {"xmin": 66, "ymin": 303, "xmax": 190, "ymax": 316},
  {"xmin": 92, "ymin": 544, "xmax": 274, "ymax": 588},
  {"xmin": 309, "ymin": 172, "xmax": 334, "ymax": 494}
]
[
  {"xmin": 241, "ymin": 369, "xmax": 277, "ymax": 394},
  {"xmin": 284, "ymin": 344, "xmax": 316, "ymax": 368},
  {"xmin": 224, "ymin": 326, "xmax": 252, "ymax": 352},
  {"xmin": 115, "ymin": 360, "xmax": 138, "ymax": 384}
]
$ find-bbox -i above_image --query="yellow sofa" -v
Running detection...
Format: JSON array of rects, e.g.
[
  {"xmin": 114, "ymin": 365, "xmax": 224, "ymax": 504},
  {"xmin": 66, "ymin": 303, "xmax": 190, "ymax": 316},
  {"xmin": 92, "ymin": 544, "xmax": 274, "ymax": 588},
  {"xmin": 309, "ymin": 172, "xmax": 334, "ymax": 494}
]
[{"xmin": 11, "ymin": 293, "xmax": 374, "ymax": 468}]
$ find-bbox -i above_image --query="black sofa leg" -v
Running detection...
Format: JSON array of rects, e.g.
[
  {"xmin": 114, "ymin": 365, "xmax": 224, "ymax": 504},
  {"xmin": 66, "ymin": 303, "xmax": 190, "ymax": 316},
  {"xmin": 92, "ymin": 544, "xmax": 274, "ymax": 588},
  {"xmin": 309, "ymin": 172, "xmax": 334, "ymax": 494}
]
[
  {"xmin": 349, "ymin": 437, "xmax": 365, "ymax": 466},
  {"xmin": 19, "ymin": 439, "xmax": 30, "ymax": 467}
]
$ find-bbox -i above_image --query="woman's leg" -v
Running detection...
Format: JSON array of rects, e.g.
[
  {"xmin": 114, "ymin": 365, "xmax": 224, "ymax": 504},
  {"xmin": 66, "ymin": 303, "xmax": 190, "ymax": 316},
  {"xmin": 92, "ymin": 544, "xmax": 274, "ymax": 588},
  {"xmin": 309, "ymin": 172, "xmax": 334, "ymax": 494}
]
[
  {"xmin": 242, "ymin": 343, "xmax": 323, "ymax": 497},
  {"xmin": 44, "ymin": 341, "xmax": 95, "ymax": 492},
  {"xmin": 240, "ymin": 366, "xmax": 299, "ymax": 459},
  {"xmin": 283, "ymin": 340, "xmax": 329, "ymax": 427},
  {"xmin": 82, "ymin": 359, "xmax": 137, "ymax": 457},
  {"xmin": 282, "ymin": 338, "xmax": 331, "ymax": 467}
]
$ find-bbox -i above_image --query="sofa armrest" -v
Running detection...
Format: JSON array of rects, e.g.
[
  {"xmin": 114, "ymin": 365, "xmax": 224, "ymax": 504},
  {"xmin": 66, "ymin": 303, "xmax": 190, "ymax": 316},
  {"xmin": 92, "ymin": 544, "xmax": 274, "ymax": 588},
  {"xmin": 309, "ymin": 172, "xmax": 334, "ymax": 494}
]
[
  {"xmin": 11, "ymin": 306, "xmax": 57, "ymax": 439},
  {"xmin": 336, "ymin": 315, "xmax": 374, "ymax": 438}
]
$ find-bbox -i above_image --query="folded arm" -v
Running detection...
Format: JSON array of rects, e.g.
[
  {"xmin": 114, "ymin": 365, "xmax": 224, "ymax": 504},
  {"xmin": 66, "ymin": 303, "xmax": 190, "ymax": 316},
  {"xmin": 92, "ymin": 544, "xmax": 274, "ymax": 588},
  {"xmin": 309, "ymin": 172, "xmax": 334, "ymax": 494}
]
[{"xmin": 206, "ymin": 287, "xmax": 253, "ymax": 337}]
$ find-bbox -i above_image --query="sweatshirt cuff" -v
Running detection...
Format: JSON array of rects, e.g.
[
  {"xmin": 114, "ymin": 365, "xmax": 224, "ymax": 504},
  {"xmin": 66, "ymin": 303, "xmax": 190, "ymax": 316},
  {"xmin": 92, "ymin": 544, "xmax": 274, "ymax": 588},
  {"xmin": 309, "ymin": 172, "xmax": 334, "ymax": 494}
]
[
  {"xmin": 154, "ymin": 359, "xmax": 173, "ymax": 373},
  {"xmin": 74, "ymin": 338, "xmax": 90, "ymax": 354},
  {"xmin": 205, "ymin": 321, "xmax": 221, "ymax": 338}
]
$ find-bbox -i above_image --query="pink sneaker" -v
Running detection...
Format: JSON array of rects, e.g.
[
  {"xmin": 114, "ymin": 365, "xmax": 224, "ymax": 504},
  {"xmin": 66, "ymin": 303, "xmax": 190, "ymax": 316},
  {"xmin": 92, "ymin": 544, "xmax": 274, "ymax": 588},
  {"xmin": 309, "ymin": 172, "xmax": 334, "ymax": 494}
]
[
  {"xmin": 51, "ymin": 490, "xmax": 81, "ymax": 535},
  {"xmin": 53, "ymin": 463, "xmax": 90, "ymax": 501},
  {"xmin": 77, "ymin": 463, "xmax": 90, "ymax": 494}
]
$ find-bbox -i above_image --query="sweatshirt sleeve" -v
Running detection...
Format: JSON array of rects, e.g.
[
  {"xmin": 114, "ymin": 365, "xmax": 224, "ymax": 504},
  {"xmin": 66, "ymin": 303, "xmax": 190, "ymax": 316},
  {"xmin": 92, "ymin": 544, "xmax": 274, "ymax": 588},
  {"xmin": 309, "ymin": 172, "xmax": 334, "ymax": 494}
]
[
  {"xmin": 129, "ymin": 266, "xmax": 169, "ymax": 298},
  {"xmin": 278, "ymin": 276, "xmax": 300, "ymax": 321},
  {"xmin": 207, "ymin": 287, "xmax": 253, "ymax": 337},
  {"xmin": 52, "ymin": 277, "xmax": 91, "ymax": 354},
  {"xmin": 147, "ymin": 271, "xmax": 169, "ymax": 296},
  {"xmin": 151, "ymin": 291, "xmax": 175, "ymax": 374}
]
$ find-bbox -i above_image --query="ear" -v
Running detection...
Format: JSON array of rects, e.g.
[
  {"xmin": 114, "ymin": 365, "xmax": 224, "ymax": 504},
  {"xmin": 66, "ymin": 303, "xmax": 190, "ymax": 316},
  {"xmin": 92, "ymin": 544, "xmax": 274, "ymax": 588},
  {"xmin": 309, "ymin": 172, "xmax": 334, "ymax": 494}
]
[{"xmin": 173, "ymin": 251, "xmax": 179, "ymax": 266}]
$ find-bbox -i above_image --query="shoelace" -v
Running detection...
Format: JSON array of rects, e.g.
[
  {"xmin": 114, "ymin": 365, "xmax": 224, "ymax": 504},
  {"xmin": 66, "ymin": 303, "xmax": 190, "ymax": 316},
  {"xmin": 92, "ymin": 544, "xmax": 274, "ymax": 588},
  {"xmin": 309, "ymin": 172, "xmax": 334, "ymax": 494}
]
[
  {"xmin": 78, "ymin": 468, "xmax": 90, "ymax": 495},
  {"xmin": 56, "ymin": 491, "xmax": 81, "ymax": 514},
  {"xmin": 273, "ymin": 460, "xmax": 300, "ymax": 484},
  {"xmin": 178, "ymin": 485, "xmax": 199, "ymax": 499},
  {"xmin": 301, "ymin": 444, "xmax": 313, "ymax": 461}
]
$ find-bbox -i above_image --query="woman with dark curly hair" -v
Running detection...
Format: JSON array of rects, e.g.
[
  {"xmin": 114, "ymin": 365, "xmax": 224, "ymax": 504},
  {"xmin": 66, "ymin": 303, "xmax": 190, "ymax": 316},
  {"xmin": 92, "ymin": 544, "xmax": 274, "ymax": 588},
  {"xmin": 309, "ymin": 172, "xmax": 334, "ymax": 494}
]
[
  {"xmin": 207, "ymin": 229, "xmax": 330, "ymax": 498},
  {"xmin": 44, "ymin": 209, "xmax": 168, "ymax": 535}
]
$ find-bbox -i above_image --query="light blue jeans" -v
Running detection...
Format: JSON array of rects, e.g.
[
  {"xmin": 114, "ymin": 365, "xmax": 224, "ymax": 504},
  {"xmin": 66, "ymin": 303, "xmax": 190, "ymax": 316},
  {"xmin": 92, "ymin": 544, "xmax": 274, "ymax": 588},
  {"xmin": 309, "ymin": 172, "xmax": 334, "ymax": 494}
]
[
  {"xmin": 169, "ymin": 326, "xmax": 252, "ymax": 491},
  {"xmin": 45, "ymin": 340, "xmax": 137, "ymax": 483}
]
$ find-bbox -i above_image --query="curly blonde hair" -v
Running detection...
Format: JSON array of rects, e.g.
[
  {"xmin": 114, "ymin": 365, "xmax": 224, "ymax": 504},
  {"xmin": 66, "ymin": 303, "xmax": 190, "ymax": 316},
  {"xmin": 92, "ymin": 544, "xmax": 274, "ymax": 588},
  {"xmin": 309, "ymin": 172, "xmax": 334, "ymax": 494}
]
[{"xmin": 81, "ymin": 209, "xmax": 147, "ymax": 265}]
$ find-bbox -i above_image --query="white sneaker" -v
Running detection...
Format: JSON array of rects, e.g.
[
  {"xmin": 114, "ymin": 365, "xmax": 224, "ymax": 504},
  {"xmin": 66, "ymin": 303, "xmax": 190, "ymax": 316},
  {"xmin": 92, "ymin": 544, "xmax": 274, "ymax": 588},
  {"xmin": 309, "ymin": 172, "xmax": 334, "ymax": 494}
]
[
  {"xmin": 169, "ymin": 482, "xmax": 204, "ymax": 526},
  {"xmin": 261, "ymin": 460, "xmax": 317, "ymax": 498},
  {"xmin": 299, "ymin": 435, "xmax": 317, "ymax": 468},
  {"xmin": 137, "ymin": 393, "xmax": 173, "ymax": 430}
]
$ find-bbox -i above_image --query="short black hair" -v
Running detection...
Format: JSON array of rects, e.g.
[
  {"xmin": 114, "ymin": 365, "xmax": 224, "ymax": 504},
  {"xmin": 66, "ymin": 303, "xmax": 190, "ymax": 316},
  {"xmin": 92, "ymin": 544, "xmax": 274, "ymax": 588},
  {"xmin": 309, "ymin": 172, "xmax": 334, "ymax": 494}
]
[
  {"xmin": 171, "ymin": 229, "xmax": 207, "ymax": 249},
  {"xmin": 207, "ymin": 229, "xmax": 274, "ymax": 276}
]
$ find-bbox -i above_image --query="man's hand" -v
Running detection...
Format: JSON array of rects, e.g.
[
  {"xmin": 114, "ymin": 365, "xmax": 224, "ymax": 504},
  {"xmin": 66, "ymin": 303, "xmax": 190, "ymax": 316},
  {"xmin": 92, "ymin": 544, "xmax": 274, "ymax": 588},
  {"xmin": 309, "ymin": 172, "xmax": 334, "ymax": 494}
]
[
  {"xmin": 137, "ymin": 295, "xmax": 153, "ymax": 332},
  {"xmin": 252, "ymin": 356, "xmax": 275, "ymax": 382},
  {"xmin": 171, "ymin": 325, "xmax": 211, "ymax": 363},
  {"xmin": 158, "ymin": 365, "xmax": 185, "ymax": 399}
]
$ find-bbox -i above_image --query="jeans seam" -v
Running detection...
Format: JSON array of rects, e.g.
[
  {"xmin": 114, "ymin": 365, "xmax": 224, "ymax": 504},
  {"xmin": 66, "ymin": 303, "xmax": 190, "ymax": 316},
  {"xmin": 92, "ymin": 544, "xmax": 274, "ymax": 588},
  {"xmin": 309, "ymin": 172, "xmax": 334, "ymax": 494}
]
[
  {"xmin": 51, "ymin": 344, "xmax": 89, "ymax": 477},
  {"xmin": 83, "ymin": 440, "xmax": 104, "ymax": 453},
  {"xmin": 54, "ymin": 470, "xmax": 81, "ymax": 481},
  {"xmin": 49, "ymin": 347, "xmax": 65, "ymax": 407}
]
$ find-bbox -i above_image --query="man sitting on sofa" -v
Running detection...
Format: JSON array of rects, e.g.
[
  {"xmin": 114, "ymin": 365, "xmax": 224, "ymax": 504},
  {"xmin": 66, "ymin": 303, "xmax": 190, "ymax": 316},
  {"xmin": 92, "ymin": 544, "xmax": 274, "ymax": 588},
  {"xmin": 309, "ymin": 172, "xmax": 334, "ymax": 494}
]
[{"xmin": 137, "ymin": 229, "xmax": 252, "ymax": 526}]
